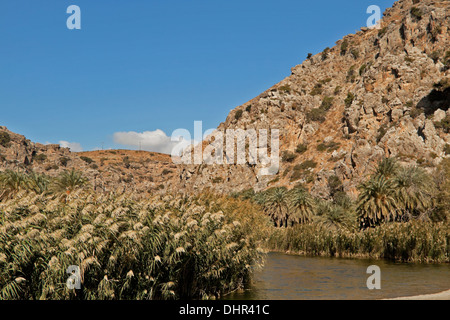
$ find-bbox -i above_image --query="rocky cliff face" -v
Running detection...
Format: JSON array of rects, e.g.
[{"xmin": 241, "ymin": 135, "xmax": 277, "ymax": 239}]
[
  {"xmin": 1, "ymin": 0, "xmax": 448, "ymax": 198},
  {"xmin": 175, "ymin": 0, "xmax": 450, "ymax": 198}
]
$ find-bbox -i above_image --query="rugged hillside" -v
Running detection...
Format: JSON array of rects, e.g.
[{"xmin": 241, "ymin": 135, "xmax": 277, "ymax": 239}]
[
  {"xmin": 1, "ymin": 0, "xmax": 448, "ymax": 199},
  {"xmin": 176, "ymin": 0, "xmax": 449, "ymax": 198},
  {"xmin": 0, "ymin": 126, "xmax": 177, "ymax": 194}
]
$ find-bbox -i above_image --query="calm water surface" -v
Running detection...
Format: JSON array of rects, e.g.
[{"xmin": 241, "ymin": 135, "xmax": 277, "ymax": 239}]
[{"xmin": 224, "ymin": 252, "xmax": 450, "ymax": 300}]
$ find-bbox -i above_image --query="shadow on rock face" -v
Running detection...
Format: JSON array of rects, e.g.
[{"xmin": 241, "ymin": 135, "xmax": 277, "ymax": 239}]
[{"xmin": 416, "ymin": 87, "xmax": 450, "ymax": 116}]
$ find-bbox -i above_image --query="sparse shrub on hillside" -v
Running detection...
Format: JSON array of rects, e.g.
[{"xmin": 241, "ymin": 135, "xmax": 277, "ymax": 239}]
[
  {"xmin": 344, "ymin": 92, "xmax": 355, "ymax": 107},
  {"xmin": 378, "ymin": 27, "xmax": 387, "ymax": 38},
  {"xmin": 444, "ymin": 144, "xmax": 450, "ymax": 155},
  {"xmin": 434, "ymin": 115, "xmax": 450, "ymax": 133},
  {"xmin": 34, "ymin": 154, "xmax": 47, "ymax": 163},
  {"xmin": 307, "ymin": 53, "xmax": 313, "ymax": 59},
  {"xmin": 376, "ymin": 124, "xmax": 388, "ymax": 143},
  {"xmin": 282, "ymin": 151, "xmax": 297, "ymax": 163},
  {"xmin": 306, "ymin": 108, "xmax": 326, "ymax": 123},
  {"xmin": 359, "ymin": 61, "xmax": 371, "ymax": 76},
  {"xmin": 297, "ymin": 160, "xmax": 317, "ymax": 171},
  {"xmin": 405, "ymin": 56, "xmax": 414, "ymax": 64},
  {"xmin": 431, "ymin": 26, "xmax": 442, "ymax": 42},
  {"xmin": 234, "ymin": 109, "xmax": 243, "ymax": 120},
  {"xmin": 45, "ymin": 164, "xmax": 59, "ymax": 171},
  {"xmin": 321, "ymin": 47, "xmax": 330, "ymax": 61},
  {"xmin": 444, "ymin": 51, "xmax": 450, "ymax": 71},
  {"xmin": 316, "ymin": 141, "xmax": 340, "ymax": 153},
  {"xmin": 290, "ymin": 168, "xmax": 303, "ymax": 182},
  {"xmin": 359, "ymin": 63, "xmax": 367, "ymax": 76},
  {"xmin": 245, "ymin": 105, "xmax": 252, "ymax": 112},
  {"xmin": 310, "ymin": 83, "xmax": 323, "ymax": 96},
  {"xmin": 350, "ymin": 48, "xmax": 359, "ymax": 59},
  {"xmin": 59, "ymin": 157, "xmax": 70, "ymax": 167},
  {"xmin": 320, "ymin": 96, "xmax": 334, "ymax": 111},
  {"xmin": 123, "ymin": 156, "xmax": 131, "ymax": 168},
  {"xmin": 334, "ymin": 86, "xmax": 341, "ymax": 95},
  {"xmin": 410, "ymin": 7, "xmax": 423, "ymax": 20},
  {"xmin": 429, "ymin": 51, "xmax": 440, "ymax": 63},
  {"xmin": 346, "ymin": 65, "xmax": 356, "ymax": 83},
  {"xmin": 0, "ymin": 132, "xmax": 11, "ymax": 148},
  {"xmin": 409, "ymin": 107, "xmax": 423, "ymax": 118},
  {"xmin": 80, "ymin": 156, "xmax": 94, "ymax": 164},
  {"xmin": 278, "ymin": 85, "xmax": 291, "ymax": 93},
  {"xmin": 319, "ymin": 78, "xmax": 332, "ymax": 85},
  {"xmin": 327, "ymin": 175, "xmax": 343, "ymax": 197},
  {"xmin": 429, "ymin": 152, "xmax": 438, "ymax": 160},
  {"xmin": 405, "ymin": 100, "xmax": 414, "ymax": 108},
  {"xmin": 212, "ymin": 177, "xmax": 223, "ymax": 183},
  {"xmin": 340, "ymin": 39, "xmax": 349, "ymax": 55},
  {"xmin": 295, "ymin": 143, "xmax": 307, "ymax": 154}
]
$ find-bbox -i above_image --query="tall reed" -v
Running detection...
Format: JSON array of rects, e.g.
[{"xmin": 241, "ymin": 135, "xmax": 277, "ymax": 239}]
[
  {"xmin": 267, "ymin": 221, "xmax": 449, "ymax": 263},
  {"xmin": 0, "ymin": 190, "xmax": 270, "ymax": 300}
]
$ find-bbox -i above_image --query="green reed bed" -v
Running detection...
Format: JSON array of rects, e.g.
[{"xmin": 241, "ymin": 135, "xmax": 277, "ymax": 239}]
[{"xmin": 267, "ymin": 222, "xmax": 450, "ymax": 263}]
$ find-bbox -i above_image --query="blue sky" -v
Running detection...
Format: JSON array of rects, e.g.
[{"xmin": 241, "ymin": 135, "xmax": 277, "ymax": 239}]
[{"xmin": 0, "ymin": 0, "xmax": 395, "ymax": 153}]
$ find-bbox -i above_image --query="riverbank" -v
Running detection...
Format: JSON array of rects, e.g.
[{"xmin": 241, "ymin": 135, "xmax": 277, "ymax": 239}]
[
  {"xmin": 388, "ymin": 289, "xmax": 450, "ymax": 300},
  {"xmin": 266, "ymin": 222, "xmax": 450, "ymax": 263}
]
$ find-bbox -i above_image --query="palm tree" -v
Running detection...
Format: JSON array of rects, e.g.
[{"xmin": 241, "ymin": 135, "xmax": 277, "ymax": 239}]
[
  {"xmin": 288, "ymin": 187, "xmax": 315, "ymax": 225},
  {"xmin": 356, "ymin": 175, "xmax": 399, "ymax": 228},
  {"xmin": 263, "ymin": 187, "xmax": 290, "ymax": 227},
  {"xmin": 26, "ymin": 171, "xmax": 50, "ymax": 194},
  {"xmin": 433, "ymin": 158, "xmax": 450, "ymax": 222},
  {"xmin": 374, "ymin": 157, "xmax": 399, "ymax": 178},
  {"xmin": 0, "ymin": 170, "xmax": 27, "ymax": 199},
  {"xmin": 253, "ymin": 192, "xmax": 267, "ymax": 207},
  {"xmin": 393, "ymin": 166, "xmax": 434, "ymax": 220},
  {"xmin": 51, "ymin": 169, "xmax": 88, "ymax": 194},
  {"xmin": 315, "ymin": 201, "xmax": 356, "ymax": 231}
]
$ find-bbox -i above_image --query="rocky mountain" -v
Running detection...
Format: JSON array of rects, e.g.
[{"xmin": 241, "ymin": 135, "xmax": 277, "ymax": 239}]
[
  {"xmin": 175, "ymin": 0, "xmax": 449, "ymax": 198},
  {"xmin": 1, "ymin": 0, "xmax": 449, "ymax": 199},
  {"xmin": 0, "ymin": 126, "xmax": 177, "ymax": 194}
]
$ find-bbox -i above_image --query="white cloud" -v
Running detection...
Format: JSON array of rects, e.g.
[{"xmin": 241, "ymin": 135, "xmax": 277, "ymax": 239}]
[
  {"xmin": 113, "ymin": 129, "xmax": 192, "ymax": 155},
  {"xmin": 59, "ymin": 141, "xmax": 83, "ymax": 152}
]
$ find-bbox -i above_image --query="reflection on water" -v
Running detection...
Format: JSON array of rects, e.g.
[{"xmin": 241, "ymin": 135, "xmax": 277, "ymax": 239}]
[{"xmin": 224, "ymin": 252, "xmax": 450, "ymax": 300}]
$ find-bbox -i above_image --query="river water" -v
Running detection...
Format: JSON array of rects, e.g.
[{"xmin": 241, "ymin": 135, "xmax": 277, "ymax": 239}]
[{"xmin": 224, "ymin": 252, "xmax": 450, "ymax": 300}]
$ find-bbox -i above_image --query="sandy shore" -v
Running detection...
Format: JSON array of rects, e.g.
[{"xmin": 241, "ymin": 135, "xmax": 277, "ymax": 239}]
[{"xmin": 386, "ymin": 289, "xmax": 450, "ymax": 300}]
